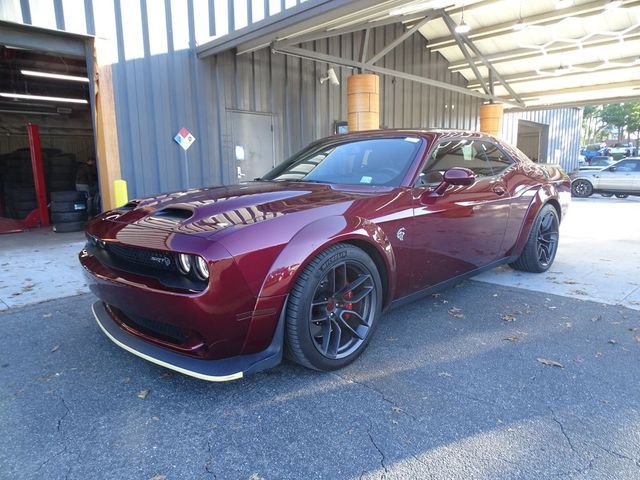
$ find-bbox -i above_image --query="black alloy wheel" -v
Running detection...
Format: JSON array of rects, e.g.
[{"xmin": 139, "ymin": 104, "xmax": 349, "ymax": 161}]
[
  {"xmin": 285, "ymin": 244, "xmax": 382, "ymax": 371},
  {"xmin": 510, "ymin": 204, "xmax": 560, "ymax": 273},
  {"xmin": 571, "ymin": 179, "xmax": 593, "ymax": 197},
  {"xmin": 615, "ymin": 193, "xmax": 629, "ymax": 199},
  {"xmin": 309, "ymin": 261, "xmax": 376, "ymax": 359},
  {"xmin": 536, "ymin": 209, "xmax": 559, "ymax": 268}
]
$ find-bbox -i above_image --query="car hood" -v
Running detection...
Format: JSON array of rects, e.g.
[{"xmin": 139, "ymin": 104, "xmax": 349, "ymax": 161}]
[{"xmin": 104, "ymin": 181, "xmax": 384, "ymax": 238}]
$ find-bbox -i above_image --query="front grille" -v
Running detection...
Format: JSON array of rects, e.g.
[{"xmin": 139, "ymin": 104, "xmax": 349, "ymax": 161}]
[
  {"xmin": 113, "ymin": 306, "xmax": 188, "ymax": 344},
  {"xmin": 106, "ymin": 243, "xmax": 175, "ymax": 272}
]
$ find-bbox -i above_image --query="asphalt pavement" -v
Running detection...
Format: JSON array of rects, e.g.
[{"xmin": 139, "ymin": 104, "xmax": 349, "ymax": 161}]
[{"xmin": 2, "ymin": 282, "xmax": 639, "ymax": 480}]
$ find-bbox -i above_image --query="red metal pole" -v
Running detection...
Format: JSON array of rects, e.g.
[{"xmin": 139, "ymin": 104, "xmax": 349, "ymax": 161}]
[{"xmin": 27, "ymin": 123, "xmax": 50, "ymax": 227}]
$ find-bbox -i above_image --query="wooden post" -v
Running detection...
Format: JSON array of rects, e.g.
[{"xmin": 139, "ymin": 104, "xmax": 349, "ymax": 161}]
[
  {"xmin": 347, "ymin": 74, "xmax": 380, "ymax": 132},
  {"xmin": 93, "ymin": 38, "xmax": 122, "ymax": 211}
]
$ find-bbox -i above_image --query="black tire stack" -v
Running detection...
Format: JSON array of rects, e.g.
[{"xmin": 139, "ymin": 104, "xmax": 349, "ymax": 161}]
[
  {"xmin": 47, "ymin": 154, "xmax": 77, "ymax": 193},
  {"xmin": 50, "ymin": 191, "xmax": 88, "ymax": 233}
]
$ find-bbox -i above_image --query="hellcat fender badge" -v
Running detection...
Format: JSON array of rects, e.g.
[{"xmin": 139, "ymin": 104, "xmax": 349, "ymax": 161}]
[{"xmin": 397, "ymin": 227, "xmax": 406, "ymax": 241}]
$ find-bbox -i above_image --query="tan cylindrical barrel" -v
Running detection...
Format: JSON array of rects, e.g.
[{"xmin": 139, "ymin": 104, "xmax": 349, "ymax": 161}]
[
  {"xmin": 347, "ymin": 74, "xmax": 380, "ymax": 132},
  {"xmin": 479, "ymin": 103, "xmax": 504, "ymax": 137}
]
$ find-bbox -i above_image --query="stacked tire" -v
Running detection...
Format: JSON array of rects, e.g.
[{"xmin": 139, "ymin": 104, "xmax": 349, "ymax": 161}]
[{"xmin": 50, "ymin": 191, "xmax": 88, "ymax": 233}]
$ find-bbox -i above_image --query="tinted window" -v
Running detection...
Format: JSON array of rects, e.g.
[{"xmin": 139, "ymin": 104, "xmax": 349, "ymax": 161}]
[
  {"xmin": 262, "ymin": 137, "xmax": 422, "ymax": 186},
  {"xmin": 418, "ymin": 139, "xmax": 492, "ymax": 184},
  {"xmin": 615, "ymin": 159, "xmax": 640, "ymax": 172},
  {"xmin": 479, "ymin": 141, "xmax": 514, "ymax": 175}
]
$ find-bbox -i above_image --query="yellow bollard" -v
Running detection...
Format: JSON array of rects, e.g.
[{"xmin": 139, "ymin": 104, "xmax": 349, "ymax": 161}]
[{"xmin": 113, "ymin": 179, "xmax": 128, "ymax": 207}]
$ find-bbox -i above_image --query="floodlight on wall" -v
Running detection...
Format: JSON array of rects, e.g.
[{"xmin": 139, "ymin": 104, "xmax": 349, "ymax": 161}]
[
  {"xmin": 21, "ymin": 70, "xmax": 90, "ymax": 83},
  {"xmin": 320, "ymin": 68, "xmax": 340, "ymax": 86}
]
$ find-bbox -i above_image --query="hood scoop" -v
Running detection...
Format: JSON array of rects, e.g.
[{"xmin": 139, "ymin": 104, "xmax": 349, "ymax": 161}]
[{"xmin": 152, "ymin": 207, "xmax": 194, "ymax": 220}]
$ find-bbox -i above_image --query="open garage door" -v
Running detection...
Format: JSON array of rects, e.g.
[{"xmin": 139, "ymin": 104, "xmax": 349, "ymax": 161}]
[{"xmin": 0, "ymin": 24, "xmax": 97, "ymax": 234}]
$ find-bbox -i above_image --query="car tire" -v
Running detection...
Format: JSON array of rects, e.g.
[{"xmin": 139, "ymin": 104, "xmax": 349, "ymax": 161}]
[
  {"xmin": 50, "ymin": 200, "xmax": 87, "ymax": 213},
  {"xmin": 52, "ymin": 221, "xmax": 85, "ymax": 233},
  {"xmin": 615, "ymin": 194, "xmax": 629, "ymax": 199},
  {"xmin": 51, "ymin": 211, "xmax": 88, "ymax": 223},
  {"xmin": 571, "ymin": 179, "xmax": 593, "ymax": 197},
  {"xmin": 285, "ymin": 243, "xmax": 383, "ymax": 371},
  {"xmin": 51, "ymin": 190, "xmax": 85, "ymax": 202},
  {"xmin": 510, "ymin": 204, "xmax": 560, "ymax": 273},
  {"xmin": 601, "ymin": 193, "xmax": 613, "ymax": 197}
]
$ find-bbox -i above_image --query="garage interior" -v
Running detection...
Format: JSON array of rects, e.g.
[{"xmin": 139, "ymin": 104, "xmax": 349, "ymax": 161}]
[{"xmin": 0, "ymin": 42, "xmax": 96, "ymax": 234}]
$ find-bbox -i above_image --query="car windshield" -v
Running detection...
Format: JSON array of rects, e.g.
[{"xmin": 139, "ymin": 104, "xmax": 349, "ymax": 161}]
[{"xmin": 262, "ymin": 137, "xmax": 423, "ymax": 187}]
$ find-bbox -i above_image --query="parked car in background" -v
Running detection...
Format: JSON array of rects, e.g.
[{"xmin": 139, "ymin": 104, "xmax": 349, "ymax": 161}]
[
  {"xmin": 581, "ymin": 143, "xmax": 604, "ymax": 160},
  {"xmin": 571, "ymin": 157, "xmax": 640, "ymax": 198},
  {"xmin": 80, "ymin": 130, "xmax": 571, "ymax": 381},
  {"xmin": 573, "ymin": 156, "xmax": 615, "ymax": 174}
]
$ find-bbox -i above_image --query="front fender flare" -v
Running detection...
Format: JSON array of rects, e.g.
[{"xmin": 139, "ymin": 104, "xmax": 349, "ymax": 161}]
[
  {"xmin": 508, "ymin": 184, "xmax": 559, "ymax": 257},
  {"xmin": 257, "ymin": 215, "xmax": 396, "ymax": 304}
]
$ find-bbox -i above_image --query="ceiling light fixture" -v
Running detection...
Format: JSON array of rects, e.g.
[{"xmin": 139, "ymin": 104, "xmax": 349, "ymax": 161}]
[
  {"xmin": 20, "ymin": 70, "xmax": 89, "ymax": 83},
  {"xmin": 0, "ymin": 93, "xmax": 88, "ymax": 104},
  {"xmin": 455, "ymin": 3, "xmax": 471, "ymax": 34},
  {"xmin": 555, "ymin": 0, "xmax": 575, "ymax": 9},
  {"xmin": 513, "ymin": 1, "xmax": 528, "ymax": 31},
  {"xmin": 605, "ymin": 0, "xmax": 623, "ymax": 9}
]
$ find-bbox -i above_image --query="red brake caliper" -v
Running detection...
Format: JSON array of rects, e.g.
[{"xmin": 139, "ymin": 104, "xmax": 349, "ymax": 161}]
[{"xmin": 344, "ymin": 291, "xmax": 353, "ymax": 320}]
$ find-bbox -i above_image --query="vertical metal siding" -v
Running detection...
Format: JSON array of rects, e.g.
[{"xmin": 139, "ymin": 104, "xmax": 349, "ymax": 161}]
[
  {"xmin": 2, "ymin": 0, "xmax": 482, "ymax": 198},
  {"xmin": 502, "ymin": 107, "xmax": 583, "ymax": 172}
]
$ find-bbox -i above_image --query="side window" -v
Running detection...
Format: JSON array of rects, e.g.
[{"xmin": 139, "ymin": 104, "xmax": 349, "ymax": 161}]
[
  {"xmin": 418, "ymin": 140, "xmax": 492, "ymax": 185},
  {"xmin": 616, "ymin": 160, "xmax": 640, "ymax": 172},
  {"xmin": 479, "ymin": 142, "xmax": 514, "ymax": 175}
]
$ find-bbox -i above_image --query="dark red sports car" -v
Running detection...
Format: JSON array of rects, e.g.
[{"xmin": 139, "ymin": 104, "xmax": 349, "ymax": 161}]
[{"xmin": 80, "ymin": 130, "xmax": 570, "ymax": 381}]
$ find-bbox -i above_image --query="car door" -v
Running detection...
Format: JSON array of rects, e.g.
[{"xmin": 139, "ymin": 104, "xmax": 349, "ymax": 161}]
[
  {"xmin": 409, "ymin": 138, "xmax": 512, "ymax": 292},
  {"xmin": 595, "ymin": 159, "xmax": 639, "ymax": 191}
]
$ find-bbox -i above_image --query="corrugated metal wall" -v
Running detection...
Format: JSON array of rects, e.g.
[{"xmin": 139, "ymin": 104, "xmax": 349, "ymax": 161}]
[
  {"xmin": 1, "ymin": 0, "xmax": 481, "ymax": 199},
  {"xmin": 502, "ymin": 108, "xmax": 583, "ymax": 172}
]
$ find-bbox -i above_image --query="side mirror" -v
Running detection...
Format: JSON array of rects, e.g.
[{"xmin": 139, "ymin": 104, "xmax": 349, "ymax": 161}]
[
  {"xmin": 609, "ymin": 166, "xmax": 616, "ymax": 172},
  {"xmin": 433, "ymin": 167, "xmax": 476, "ymax": 195}
]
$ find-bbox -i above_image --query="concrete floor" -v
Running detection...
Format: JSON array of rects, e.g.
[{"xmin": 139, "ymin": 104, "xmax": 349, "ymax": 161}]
[{"xmin": 0, "ymin": 228, "xmax": 86, "ymax": 311}]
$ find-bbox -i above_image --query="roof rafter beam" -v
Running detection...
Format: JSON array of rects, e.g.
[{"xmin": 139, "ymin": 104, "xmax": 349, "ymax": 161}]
[
  {"xmin": 442, "ymin": 12, "xmax": 524, "ymax": 106},
  {"xmin": 448, "ymin": 32, "xmax": 640, "ymax": 71},
  {"xmin": 467, "ymin": 56, "xmax": 640, "ymax": 88},
  {"xmin": 276, "ymin": 13, "xmax": 426, "ymax": 46},
  {"xmin": 428, "ymin": 0, "xmax": 640, "ymax": 50},
  {"xmin": 497, "ymin": 80, "xmax": 640, "ymax": 102},
  {"xmin": 511, "ymin": 94, "xmax": 640, "ymax": 110},
  {"xmin": 271, "ymin": 42, "xmax": 523, "ymax": 107},
  {"xmin": 366, "ymin": 11, "xmax": 441, "ymax": 65},
  {"xmin": 440, "ymin": 12, "xmax": 490, "ymax": 95}
]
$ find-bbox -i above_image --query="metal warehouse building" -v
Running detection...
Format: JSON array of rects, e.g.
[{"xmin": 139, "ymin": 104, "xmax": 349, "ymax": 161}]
[{"xmin": 3, "ymin": 0, "xmax": 637, "ymax": 215}]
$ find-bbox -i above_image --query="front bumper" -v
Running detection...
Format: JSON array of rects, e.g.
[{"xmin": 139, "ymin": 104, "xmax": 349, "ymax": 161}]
[{"xmin": 92, "ymin": 300, "xmax": 286, "ymax": 381}]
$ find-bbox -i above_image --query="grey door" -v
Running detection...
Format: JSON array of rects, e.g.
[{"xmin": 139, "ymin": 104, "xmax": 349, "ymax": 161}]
[{"xmin": 229, "ymin": 111, "xmax": 275, "ymax": 182}]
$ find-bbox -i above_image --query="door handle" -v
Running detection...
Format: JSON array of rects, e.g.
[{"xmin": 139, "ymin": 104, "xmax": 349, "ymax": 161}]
[{"xmin": 492, "ymin": 185, "xmax": 506, "ymax": 196}]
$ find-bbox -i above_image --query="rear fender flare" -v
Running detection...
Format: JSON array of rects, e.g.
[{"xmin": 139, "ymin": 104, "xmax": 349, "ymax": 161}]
[{"xmin": 257, "ymin": 215, "xmax": 396, "ymax": 304}]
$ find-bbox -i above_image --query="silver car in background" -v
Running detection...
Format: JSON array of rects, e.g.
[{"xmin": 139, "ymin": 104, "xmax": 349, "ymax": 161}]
[{"xmin": 570, "ymin": 158, "xmax": 640, "ymax": 199}]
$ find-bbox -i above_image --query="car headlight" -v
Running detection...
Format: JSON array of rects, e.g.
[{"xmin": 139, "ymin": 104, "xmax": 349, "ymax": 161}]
[
  {"xmin": 193, "ymin": 256, "xmax": 209, "ymax": 280},
  {"xmin": 177, "ymin": 253, "xmax": 191, "ymax": 274}
]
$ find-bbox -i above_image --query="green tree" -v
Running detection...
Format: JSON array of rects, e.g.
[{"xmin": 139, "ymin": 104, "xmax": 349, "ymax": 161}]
[
  {"xmin": 600, "ymin": 103, "xmax": 628, "ymax": 140},
  {"xmin": 581, "ymin": 105, "xmax": 608, "ymax": 144},
  {"xmin": 626, "ymin": 102, "xmax": 640, "ymax": 149}
]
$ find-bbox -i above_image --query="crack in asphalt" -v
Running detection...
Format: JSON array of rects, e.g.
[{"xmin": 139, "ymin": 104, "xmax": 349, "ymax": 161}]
[
  {"xmin": 592, "ymin": 441, "xmax": 640, "ymax": 468},
  {"xmin": 366, "ymin": 419, "xmax": 388, "ymax": 479},
  {"xmin": 550, "ymin": 409, "xmax": 578, "ymax": 455},
  {"xmin": 204, "ymin": 440, "xmax": 217, "ymax": 479},
  {"xmin": 36, "ymin": 395, "xmax": 71, "ymax": 474},
  {"xmin": 330, "ymin": 372, "xmax": 417, "ymax": 421}
]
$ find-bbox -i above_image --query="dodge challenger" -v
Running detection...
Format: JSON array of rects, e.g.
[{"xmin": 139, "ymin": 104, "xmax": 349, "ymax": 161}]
[{"xmin": 80, "ymin": 130, "xmax": 570, "ymax": 381}]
